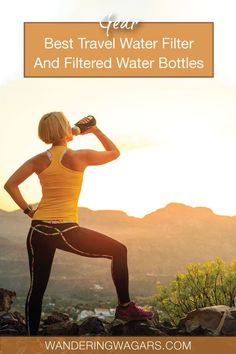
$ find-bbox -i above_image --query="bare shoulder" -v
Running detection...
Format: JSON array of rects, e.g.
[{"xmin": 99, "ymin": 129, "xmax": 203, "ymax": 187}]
[
  {"xmin": 62, "ymin": 149, "xmax": 88, "ymax": 171},
  {"xmin": 30, "ymin": 151, "xmax": 51, "ymax": 174},
  {"xmin": 30, "ymin": 151, "xmax": 49, "ymax": 164},
  {"xmin": 67, "ymin": 149, "xmax": 91, "ymax": 165}
]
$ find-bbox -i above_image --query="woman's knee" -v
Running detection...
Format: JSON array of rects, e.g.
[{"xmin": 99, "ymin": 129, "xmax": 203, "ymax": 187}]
[{"xmin": 115, "ymin": 242, "xmax": 128, "ymax": 256}]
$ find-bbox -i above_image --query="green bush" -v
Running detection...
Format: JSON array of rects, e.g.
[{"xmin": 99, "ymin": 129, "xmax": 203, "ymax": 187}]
[{"xmin": 152, "ymin": 257, "xmax": 236, "ymax": 325}]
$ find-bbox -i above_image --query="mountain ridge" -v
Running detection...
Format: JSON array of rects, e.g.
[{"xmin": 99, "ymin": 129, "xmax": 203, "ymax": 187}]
[{"xmin": 1, "ymin": 202, "xmax": 233, "ymax": 219}]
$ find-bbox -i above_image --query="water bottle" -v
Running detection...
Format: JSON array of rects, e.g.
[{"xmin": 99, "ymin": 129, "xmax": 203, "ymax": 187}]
[{"xmin": 72, "ymin": 115, "xmax": 96, "ymax": 134}]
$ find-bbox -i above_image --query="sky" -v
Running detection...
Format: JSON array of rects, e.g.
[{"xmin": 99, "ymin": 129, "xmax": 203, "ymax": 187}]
[{"xmin": 1, "ymin": 0, "xmax": 236, "ymax": 217}]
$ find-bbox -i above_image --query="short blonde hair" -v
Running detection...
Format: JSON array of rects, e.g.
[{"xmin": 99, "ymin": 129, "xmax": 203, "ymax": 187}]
[{"xmin": 38, "ymin": 112, "xmax": 70, "ymax": 144}]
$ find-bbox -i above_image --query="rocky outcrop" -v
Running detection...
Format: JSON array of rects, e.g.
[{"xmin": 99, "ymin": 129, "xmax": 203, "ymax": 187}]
[
  {"xmin": 178, "ymin": 305, "xmax": 236, "ymax": 336},
  {"xmin": 39, "ymin": 314, "xmax": 168, "ymax": 336},
  {"xmin": 110, "ymin": 318, "xmax": 166, "ymax": 336},
  {"xmin": 1, "ymin": 288, "xmax": 236, "ymax": 336},
  {"xmin": 78, "ymin": 317, "xmax": 109, "ymax": 336},
  {"xmin": 0, "ymin": 311, "xmax": 26, "ymax": 335},
  {"xmin": 0, "ymin": 288, "xmax": 16, "ymax": 312}
]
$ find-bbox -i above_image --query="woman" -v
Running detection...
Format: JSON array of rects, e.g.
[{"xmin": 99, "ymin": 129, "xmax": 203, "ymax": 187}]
[{"xmin": 4, "ymin": 112, "xmax": 153, "ymax": 336}]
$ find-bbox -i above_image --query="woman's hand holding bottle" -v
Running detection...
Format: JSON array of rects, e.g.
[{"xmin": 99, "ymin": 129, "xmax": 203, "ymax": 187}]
[{"xmin": 72, "ymin": 115, "xmax": 97, "ymax": 136}]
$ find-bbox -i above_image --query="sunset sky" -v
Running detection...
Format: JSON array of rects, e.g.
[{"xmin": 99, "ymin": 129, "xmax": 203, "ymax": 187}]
[{"xmin": 1, "ymin": 0, "xmax": 236, "ymax": 217}]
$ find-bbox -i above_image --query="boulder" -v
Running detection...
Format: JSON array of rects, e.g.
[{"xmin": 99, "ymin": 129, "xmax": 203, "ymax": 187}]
[
  {"xmin": 0, "ymin": 288, "xmax": 16, "ymax": 312},
  {"xmin": 79, "ymin": 316, "xmax": 109, "ymax": 335},
  {"xmin": 110, "ymin": 318, "xmax": 166, "ymax": 336},
  {"xmin": 221, "ymin": 308, "xmax": 236, "ymax": 335},
  {"xmin": 12, "ymin": 311, "xmax": 26, "ymax": 326},
  {"xmin": 0, "ymin": 312, "xmax": 26, "ymax": 335},
  {"xmin": 39, "ymin": 320, "xmax": 79, "ymax": 336},
  {"xmin": 178, "ymin": 305, "xmax": 236, "ymax": 335},
  {"xmin": 42, "ymin": 311, "xmax": 70, "ymax": 324}
]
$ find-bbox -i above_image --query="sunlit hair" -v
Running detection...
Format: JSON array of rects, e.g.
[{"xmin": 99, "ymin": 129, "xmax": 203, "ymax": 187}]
[{"xmin": 38, "ymin": 112, "xmax": 71, "ymax": 144}]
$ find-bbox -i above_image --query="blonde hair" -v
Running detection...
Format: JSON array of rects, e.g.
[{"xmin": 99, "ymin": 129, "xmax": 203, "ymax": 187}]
[{"xmin": 38, "ymin": 112, "xmax": 71, "ymax": 144}]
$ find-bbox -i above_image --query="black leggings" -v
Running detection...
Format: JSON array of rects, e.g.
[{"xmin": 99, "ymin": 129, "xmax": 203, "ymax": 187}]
[{"xmin": 25, "ymin": 220, "xmax": 130, "ymax": 335}]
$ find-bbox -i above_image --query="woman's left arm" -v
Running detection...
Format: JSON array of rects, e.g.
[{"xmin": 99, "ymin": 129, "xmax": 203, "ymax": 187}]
[{"xmin": 4, "ymin": 159, "xmax": 36, "ymax": 216}]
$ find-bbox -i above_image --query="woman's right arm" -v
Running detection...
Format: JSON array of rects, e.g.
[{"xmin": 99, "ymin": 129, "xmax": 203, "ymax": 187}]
[{"xmin": 78, "ymin": 126, "xmax": 120, "ymax": 166}]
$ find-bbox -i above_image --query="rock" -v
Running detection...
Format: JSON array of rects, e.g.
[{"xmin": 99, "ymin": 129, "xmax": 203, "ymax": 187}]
[
  {"xmin": 40, "ymin": 311, "xmax": 79, "ymax": 335},
  {"xmin": 42, "ymin": 311, "xmax": 70, "ymax": 324},
  {"xmin": 221, "ymin": 310, "xmax": 236, "ymax": 335},
  {"xmin": 79, "ymin": 316, "xmax": 109, "ymax": 335},
  {"xmin": 110, "ymin": 318, "xmax": 167, "ymax": 336},
  {"xmin": 179, "ymin": 305, "xmax": 236, "ymax": 335},
  {"xmin": 162, "ymin": 320, "xmax": 173, "ymax": 328},
  {"xmin": 156, "ymin": 319, "xmax": 180, "ymax": 335},
  {"xmin": 39, "ymin": 321, "xmax": 79, "ymax": 336},
  {"xmin": 0, "ymin": 312, "xmax": 18, "ymax": 326},
  {"xmin": 0, "ymin": 288, "xmax": 16, "ymax": 312},
  {"xmin": 12, "ymin": 311, "xmax": 26, "ymax": 325},
  {"xmin": 0, "ymin": 312, "xmax": 26, "ymax": 335},
  {"xmin": 157, "ymin": 324, "xmax": 179, "ymax": 336},
  {"xmin": 0, "ymin": 289, "xmax": 26, "ymax": 335}
]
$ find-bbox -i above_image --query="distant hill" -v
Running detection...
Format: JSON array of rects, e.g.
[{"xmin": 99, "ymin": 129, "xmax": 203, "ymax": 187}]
[{"xmin": 1, "ymin": 203, "xmax": 236, "ymax": 298}]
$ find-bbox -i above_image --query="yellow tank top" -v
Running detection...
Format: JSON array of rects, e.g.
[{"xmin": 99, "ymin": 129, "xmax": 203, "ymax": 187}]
[{"xmin": 33, "ymin": 146, "xmax": 84, "ymax": 223}]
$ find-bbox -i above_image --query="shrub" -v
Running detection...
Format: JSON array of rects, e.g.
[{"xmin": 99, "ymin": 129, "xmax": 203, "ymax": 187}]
[{"xmin": 152, "ymin": 257, "xmax": 236, "ymax": 325}]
